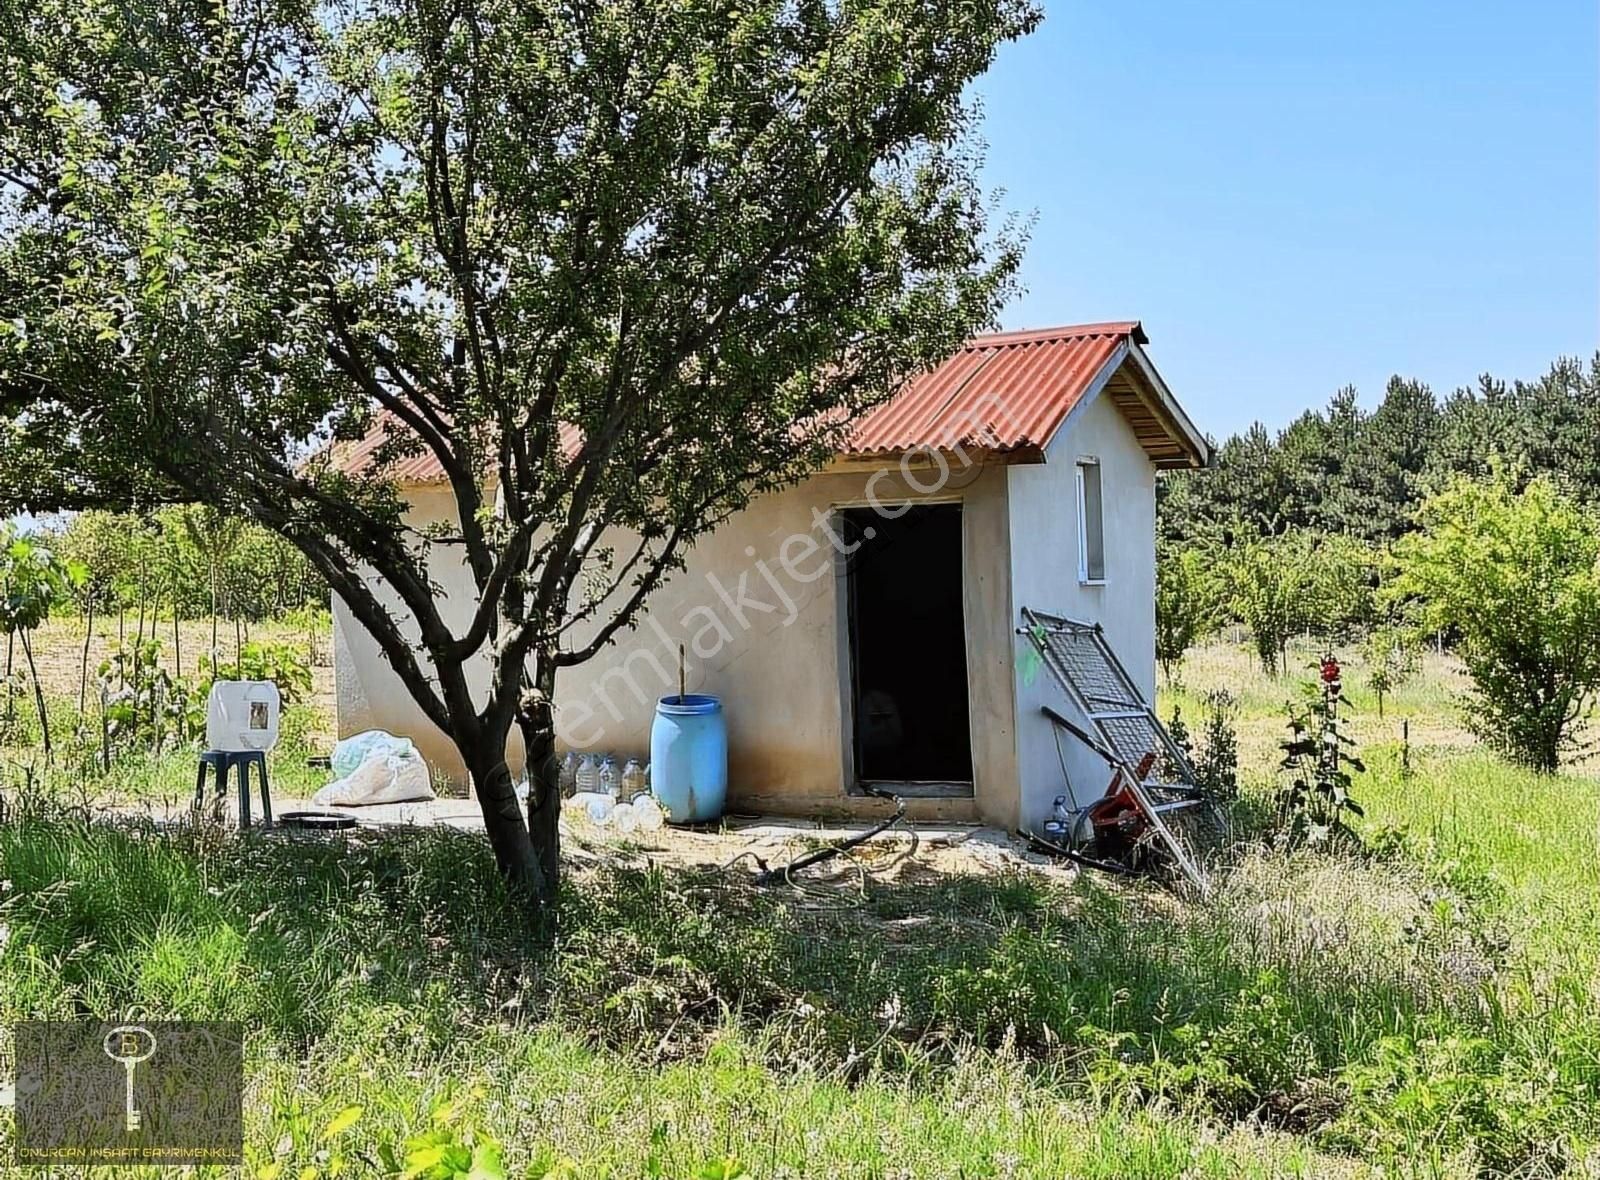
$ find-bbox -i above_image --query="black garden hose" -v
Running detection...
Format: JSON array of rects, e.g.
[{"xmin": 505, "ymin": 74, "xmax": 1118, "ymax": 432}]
[
  {"xmin": 1023, "ymin": 828, "xmax": 1138, "ymax": 876},
  {"xmin": 753, "ymin": 787, "xmax": 907, "ymax": 886}
]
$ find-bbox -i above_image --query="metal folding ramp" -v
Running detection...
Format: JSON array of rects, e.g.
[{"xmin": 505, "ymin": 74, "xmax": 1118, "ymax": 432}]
[{"xmin": 1019, "ymin": 607, "xmax": 1223, "ymax": 895}]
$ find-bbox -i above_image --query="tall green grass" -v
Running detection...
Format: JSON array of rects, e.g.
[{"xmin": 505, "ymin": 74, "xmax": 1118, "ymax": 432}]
[
  {"xmin": 1, "ymin": 784, "xmax": 1593, "ymax": 1176},
  {"xmin": 3, "ymin": 628, "xmax": 1598, "ymax": 1177},
  {"xmin": 0, "ymin": 813, "xmax": 1368, "ymax": 1178}
]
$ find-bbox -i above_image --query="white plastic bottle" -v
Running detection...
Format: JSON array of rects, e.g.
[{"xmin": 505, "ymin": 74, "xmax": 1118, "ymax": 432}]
[
  {"xmin": 632, "ymin": 794, "xmax": 665, "ymax": 831},
  {"xmin": 575, "ymin": 754, "xmax": 599, "ymax": 794},
  {"xmin": 621, "ymin": 758, "xmax": 646, "ymax": 798},
  {"xmin": 598, "ymin": 756, "xmax": 620, "ymax": 798}
]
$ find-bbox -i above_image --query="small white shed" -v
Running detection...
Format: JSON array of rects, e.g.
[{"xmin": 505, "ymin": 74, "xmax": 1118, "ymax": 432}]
[{"xmin": 332, "ymin": 321, "xmax": 1209, "ymax": 830}]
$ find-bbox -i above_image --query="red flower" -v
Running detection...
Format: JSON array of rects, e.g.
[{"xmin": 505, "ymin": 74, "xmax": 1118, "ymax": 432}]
[{"xmin": 1320, "ymin": 657, "xmax": 1342, "ymax": 684}]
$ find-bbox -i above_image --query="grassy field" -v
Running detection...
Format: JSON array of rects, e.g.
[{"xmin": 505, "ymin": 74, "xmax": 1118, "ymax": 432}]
[{"xmin": 0, "ymin": 630, "xmax": 1598, "ymax": 1177}]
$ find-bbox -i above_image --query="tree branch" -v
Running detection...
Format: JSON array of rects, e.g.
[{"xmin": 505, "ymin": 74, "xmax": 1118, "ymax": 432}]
[{"xmin": 552, "ymin": 525, "xmax": 687, "ymax": 667}]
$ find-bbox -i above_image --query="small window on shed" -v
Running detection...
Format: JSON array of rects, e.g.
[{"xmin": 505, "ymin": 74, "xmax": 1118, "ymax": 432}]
[{"xmin": 1077, "ymin": 460, "xmax": 1105, "ymax": 583}]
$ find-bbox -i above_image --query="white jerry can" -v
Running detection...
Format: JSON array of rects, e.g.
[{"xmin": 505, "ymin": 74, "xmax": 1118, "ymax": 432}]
[{"xmin": 205, "ymin": 680, "xmax": 282, "ymax": 752}]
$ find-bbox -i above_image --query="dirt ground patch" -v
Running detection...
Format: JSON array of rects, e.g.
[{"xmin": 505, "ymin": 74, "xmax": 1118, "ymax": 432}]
[
  {"xmin": 566, "ymin": 816, "xmax": 1077, "ymax": 886},
  {"xmin": 102, "ymin": 784, "xmax": 1078, "ymax": 893}
]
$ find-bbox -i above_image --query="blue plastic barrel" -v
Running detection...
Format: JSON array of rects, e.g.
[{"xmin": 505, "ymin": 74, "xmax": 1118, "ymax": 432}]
[{"xmin": 650, "ymin": 694, "xmax": 727, "ymax": 824}]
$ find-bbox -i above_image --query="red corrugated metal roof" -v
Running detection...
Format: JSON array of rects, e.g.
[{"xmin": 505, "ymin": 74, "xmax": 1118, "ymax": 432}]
[
  {"xmin": 331, "ymin": 322, "xmax": 1154, "ymax": 482},
  {"xmin": 841, "ymin": 321, "xmax": 1144, "ymax": 456},
  {"xmin": 326, "ymin": 414, "xmax": 451, "ymax": 484},
  {"xmin": 329, "ymin": 417, "xmax": 583, "ymax": 484}
]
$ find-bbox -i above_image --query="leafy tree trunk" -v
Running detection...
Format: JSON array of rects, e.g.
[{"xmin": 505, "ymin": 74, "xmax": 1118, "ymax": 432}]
[
  {"xmin": 4, "ymin": 631, "xmax": 14, "ymax": 730},
  {"xmin": 148, "ymin": 592, "xmax": 163, "ymax": 732},
  {"xmin": 209, "ymin": 561, "xmax": 219, "ymax": 665},
  {"xmin": 465, "ymin": 718, "xmax": 546, "ymax": 897},
  {"xmin": 18, "ymin": 628, "xmax": 50, "ymax": 760},
  {"xmin": 518, "ymin": 655, "xmax": 563, "ymax": 900},
  {"xmin": 1535, "ymin": 708, "xmax": 1561, "ymax": 775},
  {"xmin": 0, "ymin": 0, "xmax": 1037, "ymax": 894},
  {"xmin": 78, "ymin": 594, "xmax": 94, "ymax": 716},
  {"xmin": 135, "ymin": 564, "xmax": 146, "ymax": 653}
]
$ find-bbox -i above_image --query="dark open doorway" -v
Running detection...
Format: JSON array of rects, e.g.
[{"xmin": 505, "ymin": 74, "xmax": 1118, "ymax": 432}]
[{"xmin": 844, "ymin": 503, "xmax": 974, "ymax": 792}]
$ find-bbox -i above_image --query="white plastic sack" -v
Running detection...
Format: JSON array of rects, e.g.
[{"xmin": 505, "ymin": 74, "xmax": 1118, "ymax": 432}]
[
  {"xmin": 314, "ymin": 730, "xmax": 434, "ymax": 806},
  {"xmin": 329, "ymin": 729, "xmax": 415, "ymax": 776}
]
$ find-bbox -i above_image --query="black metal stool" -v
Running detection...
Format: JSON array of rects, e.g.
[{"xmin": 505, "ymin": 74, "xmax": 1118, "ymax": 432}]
[{"xmin": 194, "ymin": 750, "xmax": 273, "ymax": 828}]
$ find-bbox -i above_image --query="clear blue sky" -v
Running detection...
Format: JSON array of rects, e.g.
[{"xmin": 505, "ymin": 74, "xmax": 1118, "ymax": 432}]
[{"xmin": 974, "ymin": 0, "xmax": 1599, "ymax": 438}]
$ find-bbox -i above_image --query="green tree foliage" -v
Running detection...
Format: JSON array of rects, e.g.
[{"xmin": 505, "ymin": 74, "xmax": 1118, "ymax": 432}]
[
  {"xmin": 1389, "ymin": 476, "xmax": 1600, "ymax": 773},
  {"xmin": 55, "ymin": 509, "xmax": 325, "ymax": 622},
  {"xmin": 1159, "ymin": 353, "xmax": 1600, "ymax": 550},
  {"xmin": 1435, "ymin": 358, "xmax": 1600, "ymax": 492},
  {"xmin": 0, "ymin": 0, "xmax": 1037, "ymax": 891},
  {"xmin": 50, "ymin": 511, "xmax": 131, "ymax": 615},
  {"xmin": 1158, "ymin": 424, "xmax": 1294, "ymax": 547},
  {"xmin": 1275, "ymin": 387, "xmax": 1360, "ymax": 534},
  {"xmin": 50, "ymin": 509, "xmax": 143, "ymax": 712},
  {"xmin": 175, "ymin": 506, "xmax": 244, "ymax": 637},
  {"xmin": 1313, "ymin": 532, "xmax": 1379, "ymax": 638},
  {"xmin": 1363, "ymin": 625, "xmax": 1419, "ymax": 720},
  {"xmin": 1155, "ymin": 544, "xmax": 1220, "ymax": 682},
  {"xmin": 1336, "ymin": 377, "xmax": 1440, "ymax": 540},
  {"xmin": 1223, "ymin": 530, "xmax": 1372, "ymax": 675},
  {"xmin": 1227, "ymin": 533, "xmax": 1316, "ymax": 675},
  {"xmin": 0, "ymin": 529, "xmax": 84, "ymax": 757}
]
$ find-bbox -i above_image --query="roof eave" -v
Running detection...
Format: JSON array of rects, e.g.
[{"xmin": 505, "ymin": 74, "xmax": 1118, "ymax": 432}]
[
  {"xmin": 823, "ymin": 441, "xmax": 1045, "ymax": 473},
  {"xmin": 1028, "ymin": 338, "xmax": 1209, "ymax": 471},
  {"xmin": 1123, "ymin": 343, "xmax": 1211, "ymax": 469}
]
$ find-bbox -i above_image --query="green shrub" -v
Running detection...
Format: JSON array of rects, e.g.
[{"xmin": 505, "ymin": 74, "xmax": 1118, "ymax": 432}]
[
  {"xmin": 1166, "ymin": 692, "xmax": 1238, "ymax": 801},
  {"xmin": 1390, "ymin": 475, "xmax": 1600, "ymax": 772},
  {"xmin": 98, "ymin": 639, "xmax": 205, "ymax": 752},
  {"xmin": 200, "ymin": 639, "xmax": 314, "ymax": 705},
  {"xmin": 1155, "ymin": 545, "xmax": 1221, "ymax": 683},
  {"xmin": 1194, "ymin": 689, "xmax": 1240, "ymax": 801}
]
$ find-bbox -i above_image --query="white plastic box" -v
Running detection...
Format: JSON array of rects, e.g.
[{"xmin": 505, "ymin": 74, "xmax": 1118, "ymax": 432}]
[{"xmin": 205, "ymin": 680, "xmax": 281, "ymax": 752}]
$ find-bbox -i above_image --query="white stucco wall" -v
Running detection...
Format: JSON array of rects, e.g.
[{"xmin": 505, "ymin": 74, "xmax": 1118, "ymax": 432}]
[
  {"xmin": 333, "ymin": 460, "xmax": 1019, "ymax": 824},
  {"xmin": 332, "ymin": 385, "xmax": 1161, "ymax": 830},
  {"xmin": 333, "ymin": 484, "xmax": 499, "ymax": 776},
  {"xmin": 1006, "ymin": 389, "xmax": 1159, "ymax": 830}
]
